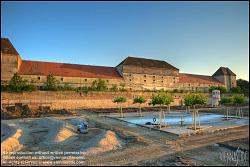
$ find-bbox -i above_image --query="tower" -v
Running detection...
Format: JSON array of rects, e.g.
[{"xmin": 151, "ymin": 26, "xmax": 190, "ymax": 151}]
[
  {"xmin": 212, "ymin": 67, "xmax": 237, "ymax": 90},
  {"xmin": 1, "ymin": 38, "xmax": 22, "ymax": 84}
]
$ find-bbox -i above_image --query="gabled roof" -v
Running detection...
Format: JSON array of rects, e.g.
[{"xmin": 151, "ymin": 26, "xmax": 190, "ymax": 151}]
[
  {"xmin": 18, "ymin": 60, "xmax": 122, "ymax": 79},
  {"xmin": 117, "ymin": 56, "xmax": 179, "ymax": 70},
  {"xmin": 179, "ymin": 73, "xmax": 224, "ymax": 85},
  {"xmin": 213, "ymin": 67, "xmax": 236, "ymax": 76},
  {"xmin": 1, "ymin": 38, "xmax": 19, "ymax": 55}
]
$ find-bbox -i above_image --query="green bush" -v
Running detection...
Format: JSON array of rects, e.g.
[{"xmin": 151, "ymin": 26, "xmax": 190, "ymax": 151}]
[
  {"xmin": 44, "ymin": 74, "xmax": 58, "ymax": 91},
  {"xmin": 209, "ymin": 86, "xmax": 227, "ymax": 93},
  {"xmin": 110, "ymin": 84, "xmax": 118, "ymax": 91},
  {"xmin": 236, "ymin": 79, "xmax": 249, "ymax": 96},
  {"xmin": 184, "ymin": 93, "xmax": 207, "ymax": 107},
  {"xmin": 113, "ymin": 96, "xmax": 127, "ymax": 103},
  {"xmin": 219, "ymin": 96, "xmax": 233, "ymax": 105},
  {"xmin": 230, "ymin": 87, "xmax": 242, "ymax": 94},
  {"xmin": 150, "ymin": 92, "xmax": 174, "ymax": 106},
  {"xmin": 7, "ymin": 73, "xmax": 36, "ymax": 92},
  {"xmin": 232, "ymin": 94, "xmax": 245, "ymax": 105},
  {"xmin": 91, "ymin": 79, "xmax": 107, "ymax": 91},
  {"xmin": 133, "ymin": 96, "xmax": 146, "ymax": 104}
]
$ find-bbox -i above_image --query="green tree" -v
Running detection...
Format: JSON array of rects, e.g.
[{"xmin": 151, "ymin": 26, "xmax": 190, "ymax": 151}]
[
  {"xmin": 110, "ymin": 84, "xmax": 118, "ymax": 91},
  {"xmin": 133, "ymin": 96, "xmax": 146, "ymax": 117},
  {"xmin": 220, "ymin": 96, "xmax": 233, "ymax": 120},
  {"xmin": 232, "ymin": 94, "xmax": 245, "ymax": 118},
  {"xmin": 220, "ymin": 96, "xmax": 233, "ymax": 106},
  {"xmin": 232, "ymin": 94, "xmax": 245, "ymax": 105},
  {"xmin": 209, "ymin": 86, "xmax": 227, "ymax": 93},
  {"xmin": 119, "ymin": 83, "xmax": 126, "ymax": 91},
  {"xmin": 91, "ymin": 79, "xmax": 107, "ymax": 91},
  {"xmin": 184, "ymin": 93, "xmax": 207, "ymax": 108},
  {"xmin": 150, "ymin": 92, "xmax": 174, "ymax": 129},
  {"xmin": 183, "ymin": 93, "xmax": 207, "ymax": 130},
  {"xmin": 44, "ymin": 74, "xmax": 58, "ymax": 91},
  {"xmin": 236, "ymin": 79, "xmax": 249, "ymax": 96},
  {"xmin": 8, "ymin": 73, "xmax": 36, "ymax": 92},
  {"xmin": 113, "ymin": 96, "xmax": 127, "ymax": 117},
  {"xmin": 230, "ymin": 87, "xmax": 242, "ymax": 94}
]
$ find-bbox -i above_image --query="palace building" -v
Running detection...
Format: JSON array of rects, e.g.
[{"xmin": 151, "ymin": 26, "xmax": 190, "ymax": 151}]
[{"xmin": 1, "ymin": 38, "xmax": 237, "ymax": 92}]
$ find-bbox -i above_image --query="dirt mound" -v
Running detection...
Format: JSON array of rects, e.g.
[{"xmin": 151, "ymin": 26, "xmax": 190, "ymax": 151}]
[
  {"xmin": 2, "ymin": 104, "xmax": 75, "ymax": 119},
  {"xmin": 87, "ymin": 130, "xmax": 121, "ymax": 155},
  {"xmin": 1, "ymin": 129, "xmax": 23, "ymax": 153},
  {"xmin": 54, "ymin": 127, "xmax": 76, "ymax": 142}
]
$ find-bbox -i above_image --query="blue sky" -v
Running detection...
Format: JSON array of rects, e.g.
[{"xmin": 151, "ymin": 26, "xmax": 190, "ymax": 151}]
[{"xmin": 1, "ymin": 1, "xmax": 249, "ymax": 80}]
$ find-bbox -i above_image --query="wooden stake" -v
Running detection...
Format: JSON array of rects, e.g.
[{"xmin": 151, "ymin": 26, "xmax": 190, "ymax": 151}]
[
  {"xmin": 164, "ymin": 109, "xmax": 167, "ymax": 128},
  {"xmin": 198, "ymin": 111, "xmax": 200, "ymax": 129}
]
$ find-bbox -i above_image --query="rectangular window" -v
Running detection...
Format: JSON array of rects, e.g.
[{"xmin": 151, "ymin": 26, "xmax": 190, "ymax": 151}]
[
  {"xmin": 106, "ymin": 80, "xmax": 109, "ymax": 83},
  {"xmin": 144, "ymin": 80, "xmax": 146, "ymax": 83},
  {"xmin": 144, "ymin": 75, "xmax": 146, "ymax": 77},
  {"xmin": 61, "ymin": 78, "xmax": 63, "ymax": 81},
  {"xmin": 85, "ymin": 79, "xmax": 87, "ymax": 82},
  {"xmin": 38, "ymin": 76, "xmax": 40, "ymax": 80}
]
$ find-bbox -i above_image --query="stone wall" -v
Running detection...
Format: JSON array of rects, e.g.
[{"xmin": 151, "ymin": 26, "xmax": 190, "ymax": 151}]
[
  {"xmin": 20, "ymin": 74, "xmax": 124, "ymax": 88},
  {"xmin": 1, "ymin": 53, "xmax": 19, "ymax": 83},
  {"xmin": 1, "ymin": 91, "xmax": 211, "ymax": 110}
]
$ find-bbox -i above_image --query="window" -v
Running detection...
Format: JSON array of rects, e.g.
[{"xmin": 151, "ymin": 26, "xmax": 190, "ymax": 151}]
[
  {"xmin": 61, "ymin": 78, "xmax": 63, "ymax": 81},
  {"xmin": 144, "ymin": 80, "xmax": 146, "ymax": 83},
  {"xmin": 129, "ymin": 79, "xmax": 132, "ymax": 82},
  {"xmin": 153, "ymin": 80, "xmax": 155, "ymax": 82},
  {"xmin": 85, "ymin": 79, "xmax": 87, "ymax": 82},
  {"xmin": 161, "ymin": 80, "xmax": 163, "ymax": 83},
  {"xmin": 38, "ymin": 76, "xmax": 40, "ymax": 80},
  {"xmin": 106, "ymin": 80, "xmax": 109, "ymax": 83},
  {"xmin": 153, "ymin": 76, "xmax": 155, "ymax": 78},
  {"xmin": 129, "ymin": 74, "xmax": 132, "ymax": 77},
  {"xmin": 162, "ymin": 76, "xmax": 164, "ymax": 79},
  {"xmin": 144, "ymin": 75, "xmax": 146, "ymax": 77}
]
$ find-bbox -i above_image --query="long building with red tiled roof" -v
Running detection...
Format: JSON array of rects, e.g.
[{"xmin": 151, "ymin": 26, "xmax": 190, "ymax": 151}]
[
  {"xmin": 19, "ymin": 60, "xmax": 122, "ymax": 79},
  {"xmin": 1, "ymin": 38, "xmax": 237, "ymax": 91}
]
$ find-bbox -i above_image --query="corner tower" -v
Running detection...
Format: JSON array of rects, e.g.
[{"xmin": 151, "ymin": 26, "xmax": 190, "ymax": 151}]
[
  {"xmin": 1, "ymin": 38, "xmax": 22, "ymax": 84},
  {"xmin": 212, "ymin": 67, "xmax": 237, "ymax": 90}
]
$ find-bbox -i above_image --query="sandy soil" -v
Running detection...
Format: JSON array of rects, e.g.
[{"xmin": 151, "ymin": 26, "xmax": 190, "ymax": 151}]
[{"xmin": 1, "ymin": 110, "xmax": 249, "ymax": 166}]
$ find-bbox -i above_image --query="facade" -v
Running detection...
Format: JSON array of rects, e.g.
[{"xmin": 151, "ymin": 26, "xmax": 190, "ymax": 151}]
[{"xmin": 1, "ymin": 38, "xmax": 236, "ymax": 91}]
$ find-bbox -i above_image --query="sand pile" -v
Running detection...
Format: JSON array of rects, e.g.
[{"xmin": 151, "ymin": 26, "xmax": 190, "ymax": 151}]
[
  {"xmin": 87, "ymin": 130, "xmax": 121, "ymax": 155},
  {"xmin": 54, "ymin": 127, "xmax": 76, "ymax": 142},
  {"xmin": 1, "ymin": 129, "xmax": 23, "ymax": 153}
]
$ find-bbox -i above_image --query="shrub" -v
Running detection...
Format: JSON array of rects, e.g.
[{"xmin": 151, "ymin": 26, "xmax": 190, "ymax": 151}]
[
  {"xmin": 230, "ymin": 87, "xmax": 242, "ymax": 94},
  {"xmin": 44, "ymin": 74, "xmax": 58, "ymax": 91},
  {"xmin": 113, "ymin": 96, "xmax": 126, "ymax": 103},
  {"xmin": 91, "ymin": 79, "xmax": 107, "ymax": 91},
  {"xmin": 184, "ymin": 93, "xmax": 207, "ymax": 107},
  {"xmin": 232, "ymin": 94, "xmax": 245, "ymax": 105},
  {"xmin": 236, "ymin": 79, "xmax": 249, "ymax": 96},
  {"xmin": 219, "ymin": 96, "xmax": 233, "ymax": 105},
  {"xmin": 110, "ymin": 84, "xmax": 118, "ymax": 91},
  {"xmin": 8, "ymin": 73, "xmax": 36, "ymax": 92},
  {"xmin": 150, "ymin": 92, "xmax": 174, "ymax": 106},
  {"xmin": 209, "ymin": 86, "xmax": 227, "ymax": 93}
]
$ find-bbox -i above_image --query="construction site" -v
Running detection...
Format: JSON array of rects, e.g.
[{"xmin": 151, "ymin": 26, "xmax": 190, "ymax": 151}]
[{"xmin": 1, "ymin": 101, "xmax": 249, "ymax": 166}]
